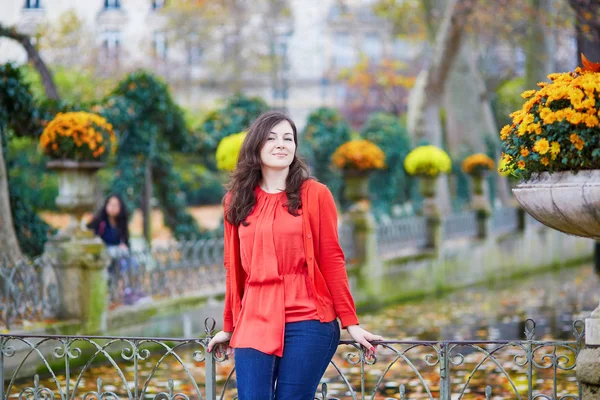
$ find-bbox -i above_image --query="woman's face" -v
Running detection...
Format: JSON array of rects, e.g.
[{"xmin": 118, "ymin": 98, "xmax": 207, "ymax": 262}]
[
  {"xmin": 259, "ymin": 120, "xmax": 296, "ymax": 170},
  {"xmin": 106, "ymin": 197, "xmax": 121, "ymax": 218}
]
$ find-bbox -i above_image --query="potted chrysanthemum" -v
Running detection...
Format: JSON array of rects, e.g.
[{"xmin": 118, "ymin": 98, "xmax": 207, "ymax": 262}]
[
  {"xmin": 216, "ymin": 131, "xmax": 246, "ymax": 172},
  {"xmin": 331, "ymin": 139, "xmax": 386, "ymax": 203},
  {"xmin": 403, "ymin": 145, "xmax": 452, "ymax": 199},
  {"xmin": 499, "ymin": 55, "xmax": 600, "ymax": 239},
  {"xmin": 40, "ymin": 111, "xmax": 116, "ymax": 235}
]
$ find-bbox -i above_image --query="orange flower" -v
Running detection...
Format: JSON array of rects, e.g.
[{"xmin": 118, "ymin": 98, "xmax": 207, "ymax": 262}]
[
  {"xmin": 517, "ymin": 160, "xmax": 526, "ymax": 169},
  {"xmin": 541, "ymin": 157, "xmax": 549, "ymax": 166},
  {"xmin": 520, "ymin": 148, "xmax": 530, "ymax": 157}
]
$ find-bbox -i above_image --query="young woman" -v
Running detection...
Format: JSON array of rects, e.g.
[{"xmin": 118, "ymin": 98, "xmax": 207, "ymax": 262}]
[
  {"xmin": 207, "ymin": 111, "xmax": 383, "ymax": 399},
  {"xmin": 87, "ymin": 194, "xmax": 130, "ymax": 250}
]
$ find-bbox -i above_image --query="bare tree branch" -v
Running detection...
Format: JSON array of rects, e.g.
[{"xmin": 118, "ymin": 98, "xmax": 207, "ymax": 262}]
[{"xmin": 0, "ymin": 23, "xmax": 60, "ymax": 100}]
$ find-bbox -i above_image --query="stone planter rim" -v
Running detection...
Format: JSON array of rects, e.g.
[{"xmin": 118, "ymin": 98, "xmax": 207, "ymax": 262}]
[
  {"xmin": 47, "ymin": 159, "xmax": 105, "ymax": 170},
  {"xmin": 512, "ymin": 168, "xmax": 600, "ymax": 240}
]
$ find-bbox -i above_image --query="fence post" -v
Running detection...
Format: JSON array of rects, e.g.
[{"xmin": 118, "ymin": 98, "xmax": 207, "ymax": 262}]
[
  {"xmin": 577, "ymin": 303, "xmax": 600, "ymax": 399},
  {"xmin": 475, "ymin": 209, "xmax": 491, "ymax": 239},
  {"xmin": 44, "ymin": 236, "xmax": 110, "ymax": 333}
]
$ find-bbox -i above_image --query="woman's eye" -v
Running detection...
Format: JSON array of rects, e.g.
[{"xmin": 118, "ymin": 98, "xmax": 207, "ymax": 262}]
[
  {"xmin": 285, "ymin": 138, "xmax": 293, "ymax": 141},
  {"xmin": 267, "ymin": 137, "xmax": 275, "ymax": 140}
]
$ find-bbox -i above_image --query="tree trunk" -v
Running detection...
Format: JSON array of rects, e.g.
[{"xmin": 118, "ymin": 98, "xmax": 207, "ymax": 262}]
[
  {"xmin": 524, "ymin": 0, "xmax": 555, "ymax": 89},
  {"xmin": 406, "ymin": 0, "xmax": 476, "ymax": 213},
  {"xmin": 0, "ymin": 128, "xmax": 23, "ymax": 264},
  {"xmin": 0, "ymin": 23, "xmax": 59, "ymax": 100}
]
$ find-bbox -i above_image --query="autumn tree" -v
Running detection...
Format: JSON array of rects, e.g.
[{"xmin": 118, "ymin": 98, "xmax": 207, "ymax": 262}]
[
  {"xmin": 162, "ymin": 0, "xmax": 292, "ymax": 93},
  {"xmin": 337, "ymin": 56, "xmax": 417, "ymax": 127}
]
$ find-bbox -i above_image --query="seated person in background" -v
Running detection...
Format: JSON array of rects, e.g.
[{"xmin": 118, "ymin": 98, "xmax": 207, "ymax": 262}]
[
  {"xmin": 87, "ymin": 194, "xmax": 142, "ymax": 304},
  {"xmin": 87, "ymin": 194, "xmax": 130, "ymax": 251}
]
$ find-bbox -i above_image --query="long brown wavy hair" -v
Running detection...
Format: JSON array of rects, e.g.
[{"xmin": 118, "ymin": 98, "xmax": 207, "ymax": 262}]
[{"xmin": 224, "ymin": 110, "xmax": 310, "ymax": 227}]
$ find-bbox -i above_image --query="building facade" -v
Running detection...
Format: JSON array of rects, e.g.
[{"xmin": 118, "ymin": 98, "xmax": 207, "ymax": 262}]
[{"xmin": 0, "ymin": 0, "xmax": 406, "ymax": 126}]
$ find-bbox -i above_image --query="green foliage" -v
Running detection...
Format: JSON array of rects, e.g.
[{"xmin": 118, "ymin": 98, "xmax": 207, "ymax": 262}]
[
  {"xmin": 493, "ymin": 77, "xmax": 525, "ymax": 131},
  {"xmin": 101, "ymin": 71, "xmax": 201, "ymax": 238},
  {"xmin": 198, "ymin": 94, "xmax": 268, "ymax": 168},
  {"xmin": 20, "ymin": 64, "xmax": 113, "ymax": 104},
  {"xmin": 300, "ymin": 107, "xmax": 351, "ymax": 202},
  {"xmin": 0, "ymin": 63, "xmax": 38, "ymax": 136},
  {"xmin": 0, "ymin": 65, "xmax": 55, "ymax": 256},
  {"xmin": 7, "ymin": 137, "xmax": 58, "ymax": 211},
  {"xmin": 173, "ymin": 154, "xmax": 225, "ymax": 206},
  {"xmin": 360, "ymin": 113, "xmax": 412, "ymax": 215},
  {"xmin": 7, "ymin": 140, "xmax": 57, "ymax": 256}
]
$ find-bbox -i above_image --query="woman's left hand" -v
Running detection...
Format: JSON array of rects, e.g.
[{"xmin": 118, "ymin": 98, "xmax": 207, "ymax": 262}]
[{"xmin": 346, "ymin": 325, "xmax": 384, "ymax": 357}]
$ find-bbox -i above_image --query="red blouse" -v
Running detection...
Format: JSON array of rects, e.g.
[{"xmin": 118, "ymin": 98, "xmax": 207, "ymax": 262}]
[
  {"xmin": 229, "ymin": 186, "xmax": 320, "ymax": 356},
  {"xmin": 223, "ymin": 179, "xmax": 360, "ymax": 355}
]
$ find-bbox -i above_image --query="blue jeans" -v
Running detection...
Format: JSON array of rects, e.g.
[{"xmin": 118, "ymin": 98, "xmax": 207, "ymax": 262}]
[{"xmin": 234, "ymin": 319, "xmax": 340, "ymax": 400}]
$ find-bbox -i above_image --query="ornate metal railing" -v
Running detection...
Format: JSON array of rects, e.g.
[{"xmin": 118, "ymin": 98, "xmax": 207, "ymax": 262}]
[
  {"xmin": 1, "ymin": 318, "xmax": 584, "ymax": 400},
  {"xmin": 0, "ymin": 255, "xmax": 60, "ymax": 330},
  {"xmin": 442, "ymin": 211, "xmax": 479, "ymax": 241},
  {"xmin": 376, "ymin": 215, "xmax": 428, "ymax": 257},
  {"xmin": 107, "ymin": 238, "xmax": 225, "ymax": 306},
  {"xmin": 492, "ymin": 207, "xmax": 520, "ymax": 235}
]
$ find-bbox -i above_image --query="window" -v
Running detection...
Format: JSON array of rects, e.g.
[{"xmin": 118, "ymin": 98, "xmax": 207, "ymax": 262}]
[
  {"xmin": 364, "ymin": 32, "xmax": 382, "ymax": 62},
  {"xmin": 333, "ymin": 32, "xmax": 356, "ymax": 68},
  {"xmin": 101, "ymin": 30, "xmax": 121, "ymax": 59},
  {"xmin": 104, "ymin": 0, "xmax": 120, "ymax": 9},
  {"xmin": 187, "ymin": 45, "xmax": 202, "ymax": 65},
  {"xmin": 24, "ymin": 0, "xmax": 41, "ymax": 9},
  {"xmin": 153, "ymin": 31, "xmax": 168, "ymax": 60},
  {"xmin": 152, "ymin": 0, "xmax": 166, "ymax": 9}
]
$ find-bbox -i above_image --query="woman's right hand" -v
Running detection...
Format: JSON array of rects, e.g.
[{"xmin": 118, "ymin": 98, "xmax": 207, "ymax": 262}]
[{"xmin": 207, "ymin": 331, "xmax": 233, "ymax": 358}]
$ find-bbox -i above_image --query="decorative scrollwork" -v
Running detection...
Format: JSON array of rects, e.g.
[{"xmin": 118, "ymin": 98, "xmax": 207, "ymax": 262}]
[
  {"xmin": 52, "ymin": 340, "xmax": 81, "ymax": 359},
  {"xmin": 423, "ymin": 345, "xmax": 441, "ymax": 367},
  {"xmin": 82, "ymin": 377, "xmax": 119, "ymax": 400},
  {"xmin": 525, "ymin": 319, "xmax": 536, "ymax": 340},
  {"xmin": 18, "ymin": 375, "xmax": 55, "ymax": 400},
  {"xmin": 344, "ymin": 344, "xmax": 377, "ymax": 366},
  {"xmin": 153, "ymin": 379, "xmax": 190, "ymax": 400},
  {"xmin": 121, "ymin": 341, "xmax": 150, "ymax": 361}
]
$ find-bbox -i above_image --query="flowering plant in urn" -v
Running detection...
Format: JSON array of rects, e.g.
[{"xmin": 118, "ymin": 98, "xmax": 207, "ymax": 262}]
[
  {"xmin": 331, "ymin": 139, "xmax": 386, "ymax": 172},
  {"xmin": 462, "ymin": 153, "xmax": 495, "ymax": 178},
  {"xmin": 501, "ymin": 54, "xmax": 600, "ymax": 240},
  {"xmin": 40, "ymin": 112, "xmax": 116, "ymax": 161},
  {"xmin": 216, "ymin": 131, "xmax": 246, "ymax": 172},
  {"xmin": 404, "ymin": 145, "xmax": 451, "ymax": 199},
  {"xmin": 40, "ymin": 111, "xmax": 116, "ymax": 237},
  {"xmin": 332, "ymin": 139, "xmax": 385, "ymax": 203}
]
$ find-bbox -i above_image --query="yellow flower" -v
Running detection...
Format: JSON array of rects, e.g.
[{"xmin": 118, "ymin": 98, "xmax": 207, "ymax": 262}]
[
  {"xmin": 216, "ymin": 132, "xmax": 247, "ymax": 171},
  {"xmin": 404, "ymin": 145, "xmax": 451, "ymax": 177},
  {"xmin": 533, "ymin": 138, "xmax": 550, "ymax": 155},
  {"xmin": 500, "ymin": 125, "xmax": 511, "ymax": 140},
  {"xmin": 332, "ymin": 140, "xmax": 386, "ymax": 171},
  {"xmin": 461, "ymin": 153, "xmax": 495, "ymax": 175},
  {"xmin": 39, "ymin": 111, "xmax": 116, "ymax": 160},
  {"xmin": 521, "ymin": 90, "xmax": 537, "ymax": 99}
]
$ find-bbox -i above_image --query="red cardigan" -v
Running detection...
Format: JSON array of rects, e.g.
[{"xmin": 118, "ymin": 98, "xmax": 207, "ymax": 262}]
[{"xmin": 222, "ymin": 179, "xmax": 359, "ymax": 332}]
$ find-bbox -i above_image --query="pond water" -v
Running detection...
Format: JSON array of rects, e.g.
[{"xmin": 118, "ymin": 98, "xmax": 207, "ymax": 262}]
[{"xmin": 7, "ymin": 263, "xmax": 600, "ymax": 399}]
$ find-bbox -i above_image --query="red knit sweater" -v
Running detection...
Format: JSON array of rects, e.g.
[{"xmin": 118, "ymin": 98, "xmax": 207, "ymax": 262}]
[{"xmin": 222, "ymin": 179, "xmax": 359, "ymax": 333}]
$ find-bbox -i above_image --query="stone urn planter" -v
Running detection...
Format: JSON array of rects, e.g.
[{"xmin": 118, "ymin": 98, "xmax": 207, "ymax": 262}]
[
  {"xmin": 512, "ymin": 170, "xmax": 600, "ymax": 240},
  {"xmin": 343, "ymin": 169, "xmax": 371, "ymax": 204},
  {"xmin": 47, "ymin": 159, "xmax": 105, "ymax": 238}
]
